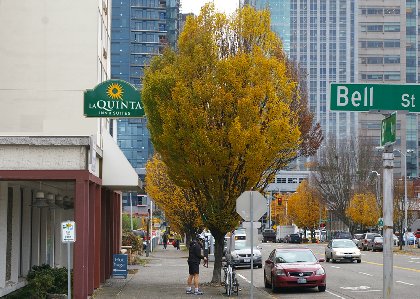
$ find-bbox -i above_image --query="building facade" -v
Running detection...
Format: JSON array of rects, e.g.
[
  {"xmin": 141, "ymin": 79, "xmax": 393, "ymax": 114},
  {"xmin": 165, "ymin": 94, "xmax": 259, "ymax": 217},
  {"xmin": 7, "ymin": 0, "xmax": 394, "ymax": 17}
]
[
  {"xmin": 253, "ymin": 0, "xmax": 292, "ymax": 54},
  {"xmin": 357, "ymin": 0, "xmax": 419, "ymax": 178},
  {"xmin": 0, "ymin": 1, "xmax": 139, "ymax": 297}
]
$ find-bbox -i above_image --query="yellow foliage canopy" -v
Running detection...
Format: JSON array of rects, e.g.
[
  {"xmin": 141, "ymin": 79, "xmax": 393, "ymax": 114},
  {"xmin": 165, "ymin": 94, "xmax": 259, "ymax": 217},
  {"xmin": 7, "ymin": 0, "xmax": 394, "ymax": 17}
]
[
  {"xmin": 145, "ymin": 155, "xmax": 203, "ymax": 236},
  {"xmin": 287, "ymin": 180, "xmax": 326, "ymax": 229},
  {"xmin": 142, "ymin": 4, "xmax": 304, "ymax": 236},
  {"xmin": 346, "ymin": 193, "xmax": 380, "ymax": 227}
]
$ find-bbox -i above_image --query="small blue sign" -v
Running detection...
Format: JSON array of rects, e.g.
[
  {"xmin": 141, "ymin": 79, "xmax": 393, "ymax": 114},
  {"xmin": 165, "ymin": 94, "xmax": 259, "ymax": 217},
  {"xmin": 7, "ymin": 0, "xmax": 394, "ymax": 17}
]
[{"xmin": 112, "ymin": 254, "xmax": 128, "ymax": 278}]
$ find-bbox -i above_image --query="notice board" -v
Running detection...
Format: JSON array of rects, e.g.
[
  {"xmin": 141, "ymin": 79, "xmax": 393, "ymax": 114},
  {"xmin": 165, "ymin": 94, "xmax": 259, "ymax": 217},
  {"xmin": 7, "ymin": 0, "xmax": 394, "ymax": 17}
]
[{"xmin": 112, "ymin": 254, "xmax": 128, "ymax": 278}]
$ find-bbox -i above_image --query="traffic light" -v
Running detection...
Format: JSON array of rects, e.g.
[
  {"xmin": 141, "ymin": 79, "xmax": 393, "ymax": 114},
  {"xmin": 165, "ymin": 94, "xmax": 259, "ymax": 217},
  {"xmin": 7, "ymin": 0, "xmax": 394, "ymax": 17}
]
[{"xmin": 276, "ymin": 194, "xmax": 282, "ymax": 206}]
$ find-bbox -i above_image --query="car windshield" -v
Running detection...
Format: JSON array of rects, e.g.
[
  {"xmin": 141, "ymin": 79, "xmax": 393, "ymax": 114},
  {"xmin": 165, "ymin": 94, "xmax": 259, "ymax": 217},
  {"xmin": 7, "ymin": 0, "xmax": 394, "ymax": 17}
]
[
  {"xmin": 332, "ymin": 240, "xmax": 357, "ymax": 248},
  {"xmin": 275, "ymin": 250, "xmax": 317, "ymax": 263},
  {"xmin": 234, "ymin": 241, "xmax": 248, "ymax": 250}
]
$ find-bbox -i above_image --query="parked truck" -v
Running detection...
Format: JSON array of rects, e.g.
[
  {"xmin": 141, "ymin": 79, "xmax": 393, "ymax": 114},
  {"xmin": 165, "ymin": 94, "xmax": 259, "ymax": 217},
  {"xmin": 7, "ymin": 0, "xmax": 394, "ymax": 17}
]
[
  {"xmin": 262, "ymin": 228, "xmax": 276, "ymax": 243},
  {"xmin": 276, "ymin": 225, "xmax": 299, "ymax": 243}
]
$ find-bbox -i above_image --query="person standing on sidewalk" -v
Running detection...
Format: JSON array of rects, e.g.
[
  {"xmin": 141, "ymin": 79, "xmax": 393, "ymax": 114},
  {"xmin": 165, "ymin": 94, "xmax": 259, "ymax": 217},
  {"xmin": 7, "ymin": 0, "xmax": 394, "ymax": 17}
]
[
  {"xmin": 186, "ymin": 236, "xmax": 207, "ymax": 295},
  {"xmin": 162, "ymin": 232, "xmax": 168, "ymax": 249}
]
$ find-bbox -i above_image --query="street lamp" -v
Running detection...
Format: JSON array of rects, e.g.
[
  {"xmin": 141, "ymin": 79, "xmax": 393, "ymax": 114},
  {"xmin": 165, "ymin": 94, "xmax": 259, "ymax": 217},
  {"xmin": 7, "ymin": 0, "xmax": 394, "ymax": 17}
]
[
  {"xmin": 371, "ymin": 171, "xmax": 381, "ymax": 207},
  {"xmin": 393, "ymin": 149, "xmax": 414, "ymax": 247}
]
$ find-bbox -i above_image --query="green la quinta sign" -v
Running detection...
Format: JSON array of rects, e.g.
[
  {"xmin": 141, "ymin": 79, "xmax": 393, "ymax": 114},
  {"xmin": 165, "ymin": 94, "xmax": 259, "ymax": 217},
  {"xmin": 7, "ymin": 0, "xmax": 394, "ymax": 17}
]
[{"xmin": 84, "ymin": 80, "xmax": 145, "ymax": 117}]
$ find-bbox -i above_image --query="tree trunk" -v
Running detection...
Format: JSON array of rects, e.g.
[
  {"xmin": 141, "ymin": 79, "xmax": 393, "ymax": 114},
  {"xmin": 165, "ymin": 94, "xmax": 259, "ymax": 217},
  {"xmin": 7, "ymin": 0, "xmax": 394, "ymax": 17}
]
[{"xmin": 211, "ymin": 231, "xmax": 224, "ymax": 284}]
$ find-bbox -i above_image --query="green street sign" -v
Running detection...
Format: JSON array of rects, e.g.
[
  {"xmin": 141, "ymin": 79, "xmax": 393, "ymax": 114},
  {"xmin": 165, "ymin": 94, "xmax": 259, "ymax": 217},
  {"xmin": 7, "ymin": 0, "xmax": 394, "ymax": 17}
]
[
  {"xmin": 377, "ymin": 217, "xmax": 384, "ymax": 227},
  {"xmin": 84, "ymin": 80, "xmax": 145, "ymax": 117},
  {"xmin": 330, "ymin": 83, "xmax": 420, "ymax": 112},
  {"xmin": 381, "ymin": 112, "xmax": 396, "ymax": 146}
]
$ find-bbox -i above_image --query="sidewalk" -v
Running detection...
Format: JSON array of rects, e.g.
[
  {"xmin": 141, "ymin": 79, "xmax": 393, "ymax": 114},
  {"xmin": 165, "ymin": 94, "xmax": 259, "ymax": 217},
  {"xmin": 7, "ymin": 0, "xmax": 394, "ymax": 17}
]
[{"xmin": 92, "ymin": 245, "xmax": 271, "ymax": 299}]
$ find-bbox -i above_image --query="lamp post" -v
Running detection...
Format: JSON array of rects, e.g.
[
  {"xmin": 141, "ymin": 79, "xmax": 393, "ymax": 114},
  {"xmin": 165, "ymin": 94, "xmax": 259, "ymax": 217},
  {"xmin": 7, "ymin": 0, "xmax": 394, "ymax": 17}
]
[
  {"xmin": 393, "ymin": 149, "xmax": 414, "ymax": 248},
  {"xmin": 371, "ymin": 171, "xmax": 381, "ymax": 207}
]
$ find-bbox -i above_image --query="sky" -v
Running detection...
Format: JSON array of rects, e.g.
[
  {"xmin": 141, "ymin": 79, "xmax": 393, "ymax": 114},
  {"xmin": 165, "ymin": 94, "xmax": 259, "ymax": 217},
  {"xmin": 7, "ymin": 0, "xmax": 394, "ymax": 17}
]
[{"xmin": 181, "ymin": 0, "xmax": 239, "ymax": 15}]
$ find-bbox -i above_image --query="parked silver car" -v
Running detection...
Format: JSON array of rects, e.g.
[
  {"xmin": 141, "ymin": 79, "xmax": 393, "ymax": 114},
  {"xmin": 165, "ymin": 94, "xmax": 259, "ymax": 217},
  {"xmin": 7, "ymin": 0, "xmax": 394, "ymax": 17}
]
[
  {"xmin": 228, "ymin": 241, "xmax": 262, "ymax": 268},
  {"xmin": 367, "ymin": 236, "xmax": 383, "ymax": 251},
  {"xmin": 357, "ymin": 233, "xmax": 381, "ymax": 251}
]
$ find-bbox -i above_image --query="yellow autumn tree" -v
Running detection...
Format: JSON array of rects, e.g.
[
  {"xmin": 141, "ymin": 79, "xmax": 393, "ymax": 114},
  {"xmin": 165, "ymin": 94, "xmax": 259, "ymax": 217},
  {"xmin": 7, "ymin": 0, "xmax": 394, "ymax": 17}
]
[
  {"xmin": 145, "ymin": 154, "xmax": 203, "ymax": 243},
  {"xmin": 346, "ymin": 193, "xmax": 380, "ymax": 228},
  {"xmin": 142, "ymin": 4, "xmax": 322, "ymax": 283},
  {"xmin": 288, "ymin": 180, "xmax": 326, "ymax": 234}
]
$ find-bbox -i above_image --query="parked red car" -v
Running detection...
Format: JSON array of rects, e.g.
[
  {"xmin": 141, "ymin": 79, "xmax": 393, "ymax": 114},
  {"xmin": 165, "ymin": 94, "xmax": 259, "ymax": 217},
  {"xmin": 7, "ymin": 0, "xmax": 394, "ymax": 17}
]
[{"xmin": 264, "ymin": 248, "xmax": 326, "ymax": 293}]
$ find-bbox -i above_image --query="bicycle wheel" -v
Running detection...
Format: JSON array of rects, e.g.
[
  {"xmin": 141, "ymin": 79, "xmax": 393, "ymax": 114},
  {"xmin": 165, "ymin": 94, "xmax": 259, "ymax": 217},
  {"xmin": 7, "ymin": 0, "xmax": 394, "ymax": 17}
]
[
  {"xmin": 232, "ymin": 273, "xmax": 239, "ymax": 295},
  {"xmin": 224, "ymin": 269, "xmax": 230, "ymax": 295},
  {"xmin": 227, "ymin": 271, "xmax": 233, "ymax": 296}
]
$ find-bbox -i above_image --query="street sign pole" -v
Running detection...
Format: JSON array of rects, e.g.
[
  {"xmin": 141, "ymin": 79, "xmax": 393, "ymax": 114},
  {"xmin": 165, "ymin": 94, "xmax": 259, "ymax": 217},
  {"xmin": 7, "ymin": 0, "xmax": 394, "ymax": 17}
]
[
  {"xmin": 383, "ymin": 150, "xmax": 394, "ymax": 299},
  {"xmin": 250, "ymin": 192, "xmax": 254, "ymax": 299},
  {"xmin": 236, "ymin": 191, "xmax": 265, "ymax": 299},
  {"xmin": 61, "ymin": 220, "xmax": 76, "ymax": 299}
]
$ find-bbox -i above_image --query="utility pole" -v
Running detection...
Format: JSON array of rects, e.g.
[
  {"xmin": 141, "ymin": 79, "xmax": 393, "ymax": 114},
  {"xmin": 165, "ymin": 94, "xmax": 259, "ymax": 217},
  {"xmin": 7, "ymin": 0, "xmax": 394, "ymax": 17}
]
[{"xmin": 382, "ymin": 149, "xmax": 394, "ymax": 299}]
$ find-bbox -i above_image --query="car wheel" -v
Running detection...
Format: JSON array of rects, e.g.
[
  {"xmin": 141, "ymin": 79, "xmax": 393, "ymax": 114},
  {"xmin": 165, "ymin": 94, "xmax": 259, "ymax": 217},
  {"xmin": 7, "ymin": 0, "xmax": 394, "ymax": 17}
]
[
  {"xmin": 357, "ymin": 259, "xmax": 361, "ymax": 263},
  {"xmin": 271, "ymin": 277, "xmax": 279, "ymax": 293},
  {"xmin": 318, "ymin": 285, "xmax": 326, "ymax": 292},
  {"xmin": 264, "ymin": 271, "xmax": 270, "ymax": 288}
]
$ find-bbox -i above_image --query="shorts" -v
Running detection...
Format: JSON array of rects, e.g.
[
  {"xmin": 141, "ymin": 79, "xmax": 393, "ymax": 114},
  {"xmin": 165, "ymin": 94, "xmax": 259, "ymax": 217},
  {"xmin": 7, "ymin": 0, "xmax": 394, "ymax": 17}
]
[{"xmin": 188, "ymin": 261, "xmax": 200, "ymax": 275}]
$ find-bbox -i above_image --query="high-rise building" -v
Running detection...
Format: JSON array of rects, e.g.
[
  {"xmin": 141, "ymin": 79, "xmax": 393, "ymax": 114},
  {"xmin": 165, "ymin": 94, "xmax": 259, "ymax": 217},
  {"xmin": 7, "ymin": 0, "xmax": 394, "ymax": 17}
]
[
  {"xmin": 253, "ymin": 0, "xmax": 291, "ymax": 54},
  {"xmin": 111, "ymin": 0, "xmax": 180, "ymax": 201},
  {"xmin": 358, "ymin": 1, "xmax": 418, "ymax": 178},
  {"xmin": 250, "ymin": 1, "xmax": 357, "ymax": 142}
]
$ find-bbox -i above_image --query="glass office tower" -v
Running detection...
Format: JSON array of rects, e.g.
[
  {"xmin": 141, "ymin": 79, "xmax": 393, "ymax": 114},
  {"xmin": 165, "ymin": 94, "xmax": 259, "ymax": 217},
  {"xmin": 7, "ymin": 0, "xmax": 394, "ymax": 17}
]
[
  {"xmin": 254, "ymin": 0, "xmax": 291, "ymax": 54},
  {"xmin": 111, "ymin": 0, "xmax": 180, "ymax": 204}
]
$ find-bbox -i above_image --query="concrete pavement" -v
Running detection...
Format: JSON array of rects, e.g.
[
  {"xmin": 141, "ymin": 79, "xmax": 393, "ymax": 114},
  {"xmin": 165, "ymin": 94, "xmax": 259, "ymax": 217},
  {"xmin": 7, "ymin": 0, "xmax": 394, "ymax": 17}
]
[{"xmin": 92, "ymin": 244, "xmax": 271, "ymax": 299}]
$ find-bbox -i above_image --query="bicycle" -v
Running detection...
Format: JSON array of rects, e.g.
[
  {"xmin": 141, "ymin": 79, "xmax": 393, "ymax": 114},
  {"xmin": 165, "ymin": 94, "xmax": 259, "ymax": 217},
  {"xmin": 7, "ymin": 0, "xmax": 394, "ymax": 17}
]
[{"xmin": 223, "ymin": 259, "xmax": 239, "ymax": 296}]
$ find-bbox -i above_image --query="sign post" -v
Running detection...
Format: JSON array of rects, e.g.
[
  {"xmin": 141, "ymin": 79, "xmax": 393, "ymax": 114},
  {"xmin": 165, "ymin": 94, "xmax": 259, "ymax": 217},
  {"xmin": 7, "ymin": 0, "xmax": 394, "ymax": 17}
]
[
  {"xmin": 236, "ymin": 191, "xmax": 266, "ymax": 299},
  {"xmin": 330, "ymin": 83, "xmax": 401, "ymax": 299},
  {"xmin": 61, "ymin": 221, "xmax": 76, "ymax": 299}
]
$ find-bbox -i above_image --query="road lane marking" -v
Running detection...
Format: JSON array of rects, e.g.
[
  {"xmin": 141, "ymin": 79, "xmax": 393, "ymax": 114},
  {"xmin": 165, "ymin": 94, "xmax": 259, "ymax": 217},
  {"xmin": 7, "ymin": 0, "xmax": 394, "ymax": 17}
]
[
  {"xmin": 364, "ymin": 261, "xmax": 420, "ymax": 273},
  {"xmin": 358, "ymin": 272, "xmax": 373, "ymax": 276},
  {"xmin": 396, "ymin": 281, "xmax": 414, "ymax": 286},
  {"xmin": 236, "ymin": 273, "xmax": 251, "ymax": 284},
  {"xmin": 326, "ymin": 290, "xmax": 347, "ymax": 298},
  {"xmin": 331, "ymin": 266, "xmax": 341, "ymax": 268}
]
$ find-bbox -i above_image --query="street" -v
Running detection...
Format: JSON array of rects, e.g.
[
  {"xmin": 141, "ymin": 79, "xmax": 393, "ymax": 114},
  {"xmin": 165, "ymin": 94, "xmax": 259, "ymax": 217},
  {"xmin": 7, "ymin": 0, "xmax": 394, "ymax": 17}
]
[{"xmin": 234, "ymin": 242, "xmax": 420, "ymax": 299}]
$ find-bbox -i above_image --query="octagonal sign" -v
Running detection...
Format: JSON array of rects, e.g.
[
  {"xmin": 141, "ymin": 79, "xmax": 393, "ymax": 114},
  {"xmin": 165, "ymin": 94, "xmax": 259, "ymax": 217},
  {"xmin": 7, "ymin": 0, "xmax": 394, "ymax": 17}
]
[{"xmin": 236, "ymin": 191, "xmax": 266, "ymax": 221}]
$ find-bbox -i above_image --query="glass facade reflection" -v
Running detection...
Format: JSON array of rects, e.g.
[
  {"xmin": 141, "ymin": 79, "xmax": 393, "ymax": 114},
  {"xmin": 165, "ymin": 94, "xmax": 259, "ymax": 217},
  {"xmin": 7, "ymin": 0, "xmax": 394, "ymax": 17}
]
[{"xmin": 111, "ymin": 0, "xmax": 180, "ymax": 204}]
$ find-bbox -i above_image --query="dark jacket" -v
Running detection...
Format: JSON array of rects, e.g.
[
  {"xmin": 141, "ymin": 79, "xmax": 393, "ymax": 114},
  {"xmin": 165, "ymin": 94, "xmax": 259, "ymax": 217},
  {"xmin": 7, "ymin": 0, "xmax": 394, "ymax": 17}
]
[{"xmin": 188, "ymin": 240, "xmax": 204, "ymax": 263}]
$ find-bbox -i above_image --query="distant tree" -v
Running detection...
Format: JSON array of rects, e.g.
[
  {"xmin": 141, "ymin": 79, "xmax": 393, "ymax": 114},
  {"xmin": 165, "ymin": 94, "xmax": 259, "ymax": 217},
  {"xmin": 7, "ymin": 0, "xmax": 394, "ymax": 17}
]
[
  {"xmin": 122, "ymin": 213, "xmax": 140, "ymax": 232},
  {"xmin": 142, "ymin": 4, "xmax": 322, "ymax": 283},
  {"xmin": 288, "ymin": 180, "xmax": 326, "ymax": 237},
  {"xmin": 393, "ymin": 179, "xmax": 416, "ymax": 249},
  {"xmin": 145, "ymin": 154, "xmax": 203, "ymax": 244},
  {"xmin": 346, "ymin": 193, "xmax": 380, "ymax": 230},
  {"xmin": 311, "ymin": 136, "xmax": 381, "ymax": 232}
]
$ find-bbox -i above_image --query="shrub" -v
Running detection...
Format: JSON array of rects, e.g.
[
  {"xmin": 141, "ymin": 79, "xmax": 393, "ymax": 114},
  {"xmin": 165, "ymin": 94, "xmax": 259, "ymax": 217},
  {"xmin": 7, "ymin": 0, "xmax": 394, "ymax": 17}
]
[
  {"xmin": 26, "ymin": 264, "xmax": 70, "ymax": 298},
  {"xmin": 122, "ymin": 231, "xmax": 143, "ymax": 252}
]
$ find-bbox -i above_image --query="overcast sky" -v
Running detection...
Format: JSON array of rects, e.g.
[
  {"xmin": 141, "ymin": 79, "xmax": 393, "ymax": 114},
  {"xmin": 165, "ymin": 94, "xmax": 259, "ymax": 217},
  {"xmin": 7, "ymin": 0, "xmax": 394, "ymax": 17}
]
[{"xmin": 180, "ymin": 0, "xmax": 239, "ymax": 15}]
